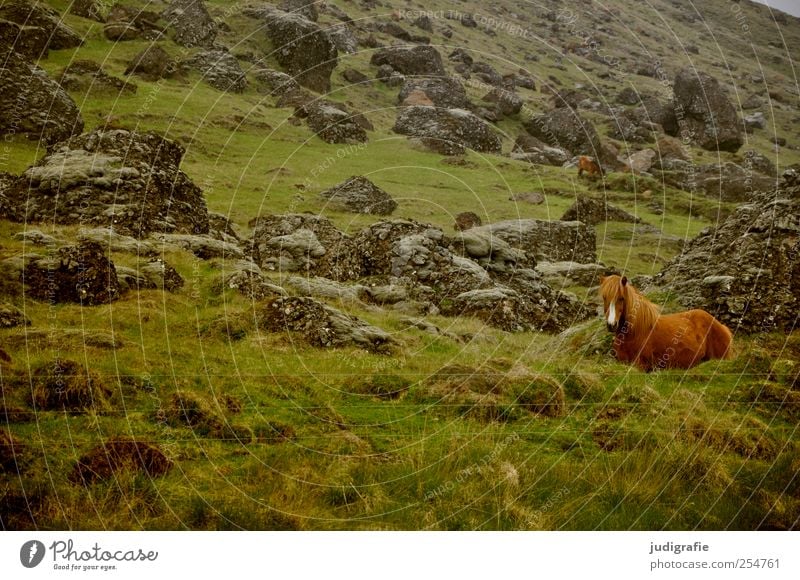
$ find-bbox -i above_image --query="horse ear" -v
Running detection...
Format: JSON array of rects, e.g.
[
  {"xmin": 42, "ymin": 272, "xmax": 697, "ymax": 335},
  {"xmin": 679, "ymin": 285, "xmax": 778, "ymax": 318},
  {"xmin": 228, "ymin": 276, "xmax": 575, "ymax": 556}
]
[{"xmin": 621, "ymin": 276, "xmax": 628, "ymax": 287}]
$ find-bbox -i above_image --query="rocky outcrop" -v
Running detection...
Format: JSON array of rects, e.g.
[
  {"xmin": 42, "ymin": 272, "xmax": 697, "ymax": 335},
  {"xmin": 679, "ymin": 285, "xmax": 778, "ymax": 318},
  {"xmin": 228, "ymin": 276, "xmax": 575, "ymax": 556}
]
[
  {"xmin": 162, "ymin": 0, "xmax": 217, "ymax": 48},
  {"xmin": 250, "ymin": 214, "xmax": 362, "ymax": 281},
  {"xmin": 23, "ymin": 242, "xmax": 121, "ymax": 305},
  {"xmin": 523, "ymin": 108, "xmax": 603, "ymax": 160},
  {"xmin": 249, "ymin": 6, "xmax": 338, "ymax": 93},
  {"xmin": 697, "ymin": 162, "xmax": 776, "ymax": 202},
  {"xmin": 58, "ymin": 59, "xmax": 137, "ymax": 95},
  {"xmin": 320, "ymin": 176, "xmax": 397, "ymax": 215},
  {"xmin": 466, "ymin": 219, "xmax": 597, "ymax": 264},
  {"xmin": 512, "ymin": 134, "xmax": 570, "ymax": 166},
  {"xmin": 370, "ymin": 45, "xmax": 445, "ymax": 76},
  {"xmin": 125, "ymin": 45, "xmax": 176, "ymax": 81},
  {"xmin": 654, "ymin": 181, "xmax": 799, "ymax": 333},
  {"xmin": 183, "ymin": 49, "xmax": 247, "ymax": 93},
  {"xmin": 673, "ymin": 68, "xmax": 743, "ymax": 152},
  {"xmin": 560, "ymin": 197, "xmax": 641, "ymax": 225},
  {"xmin": 0, "ymin": 50, "xmax": 84, "ymax": 145},
  {"xmin": 0, "ymin": 0, "xmax": 82, "ymax": 54},
  {"xmin": 398, "ymin": 77, "xmax": 469, "ymax": 109},
  {"xmin": 303, "ymin": 101, "xmax": 368, "ymax": 144},
  {"xmin": 257, "ymin": 296, "xmax": 393, "ymax": 352},
  {"xmin": 69, "ymin": 0, "xmax": 106, "ymax": 22},
  {"xmin": 393, "ymin": 107, "xmax": 502, "ymax": 155},
  {"xmin": 3, "ymin": 129, "xmax": 209, "ymax": 238},
  {"xmin": 103, "ymin": 4, "xmax": 164, "ymax": 41},
  {"xmin": 482, "ymin": 87, "xmax": 523, "ymax": 117}
]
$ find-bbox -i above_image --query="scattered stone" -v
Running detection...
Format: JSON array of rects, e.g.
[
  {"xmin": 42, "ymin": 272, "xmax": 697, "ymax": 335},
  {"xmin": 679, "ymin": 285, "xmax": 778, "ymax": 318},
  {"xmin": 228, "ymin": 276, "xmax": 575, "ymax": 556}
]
[
  {"xmin": 154, "ymin": 233, "xmax": 243, "ymax": 259},
  {"xmin": 454, "ymin": 212, "xmax": 482, "ymax": 231},
  {"xmin": 217, "ymin": 260, "xmax": 286, "ymax": 300},
  {"xmin": 467, "ymin": 219, "xmax": 597, "ymax": 263},
  {"xmin": 4, "ymin": 129, "xmax": 209, "ymax": 237},
  {"xmin": 397, "ymin": 77, "xmax": 469, "ymax": 109},
  {"xmin": 12, "ymin": 229, "xmax": 58, "ymax": 246},
  {"xmin": 162, "ymin": 0, "xmax": 217, "ymax": 48},
  {"xmin": 655, "ymin": 135, "xmax": 690, "ymax": 161},
  {"xmin": 0, "ymin": 0, "xmax": 82, "ymax": 51},
  {"xmin": 0, "ymin": 50, "xmax": 84, "ymax": 145},
  {"xmin": 69, "ymin": 0, "xmax": 106, "ymax": 22},
  {"xmin": 71, "ymin": 437, "xmax": 173, "ymax": 485},
  {"xmin": 280, "ymin": 0, "xmax": 318, "ymax": 21},
  {"xmin": 625, "ymin": 148, "xmax": 657, "ymax": 173},
  {"xmin": 183, "ymin": 49, "xmax": 247, "ymax": 93},
  {"xmin": 393, "ymin": 106, "xmax": 502, "ymax": 156},
  {"xmin": 616, "ymin": 87, "xmax": 640, "ymax": 105},
  {"xmin": 284, "ymin": 276, "xmax": 366, "ymax": 302},
  {"xmin": 743, "ymin": 111, "xmax": 766, "ymax": 132},
  {"xmin": 511, "ymin": 191, "xmax": 545, "ymax": 205},
  {"xmin": 320, "ymin": 176, "xmax": 397, "ymax": 215},
  {"xmin": 673, "ymin": 68, "xmax": 743, "ymax": 152},
  {"xmin": 370, "ymin": 44, "xmax": 445, "ymax": 76},
  {"xmin": 328, "ymin": 22, "xmax": 358, "ymax": 54},
  {"xmin": 257, "ymin": 296, "xmax": 392, "ymax": 352},
  {"xmin": 523, "ymin": 108, "xmax": 603, "ymax": 159},
  {"xmin": 512, "ymin": 134, "xmax": 570, "ymax": 166},
  {"xmin": 482, "ymin": 87, "xmax": 523, "ymax": 116},
  {"xmin": 697, "ymin": 162, "xmax": 776, "ymax": 202},
  {"xmin": 342, "ymin": 68, "xmax": 369, "ymax": 84},
  {"xmin": 77, "ymin": 227, "xmax": 156, "ymax": 255},
  {"xmin": 537, "ymin": 261, "xmax": 606, "ymax": 287},
  {"xmin": 103, "ymin": 4, "xmax": 163, "ymax": 41},
  {"xmin": 0, "ymin": 19, "xmax": 50, "ymax": 59},
  {"xmin": 561, "ymin": 197, "xmax": 641, "ymax": 225},
  {"xmin": 139, "ymin": 259, "xmax": 184, "ymax": 292},
  {"xmin": 304, "ymin": 101, "xmax": 368, "ymax": 144}
]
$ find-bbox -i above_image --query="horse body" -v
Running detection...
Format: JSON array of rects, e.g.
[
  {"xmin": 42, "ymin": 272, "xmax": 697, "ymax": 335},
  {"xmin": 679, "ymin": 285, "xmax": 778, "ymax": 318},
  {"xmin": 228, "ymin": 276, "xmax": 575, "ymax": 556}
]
[
  {"xmin": 600, "ymin": 275, "xmax": 733, "ymax": 371},
  {"xmin": 578, "ymin": 155, "xmax": 603, "ymax": 177}
]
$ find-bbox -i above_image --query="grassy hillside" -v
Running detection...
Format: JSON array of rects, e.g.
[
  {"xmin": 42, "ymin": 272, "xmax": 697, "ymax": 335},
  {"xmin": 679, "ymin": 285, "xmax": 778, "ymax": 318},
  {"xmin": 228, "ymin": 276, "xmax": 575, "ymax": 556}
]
[{"xmin": 1, "ymin": 0, "xmax": 799, "ymax": 530}]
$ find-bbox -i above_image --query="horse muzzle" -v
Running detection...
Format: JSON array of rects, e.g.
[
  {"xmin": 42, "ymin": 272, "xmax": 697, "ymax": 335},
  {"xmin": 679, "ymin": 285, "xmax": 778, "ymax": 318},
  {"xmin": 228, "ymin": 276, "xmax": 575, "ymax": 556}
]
[{"xmin": 606, "ymin": 322, "xmax": 619, "ymax": 333}]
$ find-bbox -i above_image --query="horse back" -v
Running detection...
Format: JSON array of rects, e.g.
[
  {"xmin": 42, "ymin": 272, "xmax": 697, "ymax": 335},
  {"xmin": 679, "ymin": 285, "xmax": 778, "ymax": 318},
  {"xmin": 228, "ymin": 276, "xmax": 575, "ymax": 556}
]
[{"xmin": 658, "ymin": 309, "xmax": 733, "ymax": 363}]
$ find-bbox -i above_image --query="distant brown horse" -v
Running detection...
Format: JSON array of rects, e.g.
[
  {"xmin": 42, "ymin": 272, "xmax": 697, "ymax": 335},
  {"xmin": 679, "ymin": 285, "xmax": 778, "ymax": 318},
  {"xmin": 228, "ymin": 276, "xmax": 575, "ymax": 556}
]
[
  {"xmin": 600, "ymin": 275, "xmax": 733, "ymax": 371},
  {"xmin": 577, "ymin": 155, "xmax": 603, "ymax": 178}
]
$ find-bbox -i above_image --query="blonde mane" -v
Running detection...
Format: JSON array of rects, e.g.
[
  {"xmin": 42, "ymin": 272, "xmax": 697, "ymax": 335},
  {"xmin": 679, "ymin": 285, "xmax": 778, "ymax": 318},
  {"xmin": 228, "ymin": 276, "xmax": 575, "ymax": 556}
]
[{"xmin": 600, "ymin": 276, "xmax": 660, "ymax": 336}]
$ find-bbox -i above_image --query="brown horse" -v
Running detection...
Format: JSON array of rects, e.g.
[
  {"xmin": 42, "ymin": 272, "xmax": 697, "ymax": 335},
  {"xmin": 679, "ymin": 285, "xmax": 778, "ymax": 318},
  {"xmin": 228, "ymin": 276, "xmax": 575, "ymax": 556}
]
[
  {"xmin": 599, "ymin": 275, "xmax": 733, "ymax": 371},
  {"xmin": 578, "ymin": 155, "xmax": 603, "ymax": 178}
]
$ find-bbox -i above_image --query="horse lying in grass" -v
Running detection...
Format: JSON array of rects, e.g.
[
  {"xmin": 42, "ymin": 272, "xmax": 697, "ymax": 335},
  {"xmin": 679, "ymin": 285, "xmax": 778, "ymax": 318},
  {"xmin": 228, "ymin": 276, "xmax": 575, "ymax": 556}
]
[{"xmin": 599, "ymin": 275, "xmax": 733, "ymax": 371}]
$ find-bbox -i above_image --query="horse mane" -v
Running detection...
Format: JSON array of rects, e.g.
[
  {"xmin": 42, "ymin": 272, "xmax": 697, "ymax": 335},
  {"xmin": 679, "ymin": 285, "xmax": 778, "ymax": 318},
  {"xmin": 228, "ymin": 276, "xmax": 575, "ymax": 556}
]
[{"xmin": 600, "ymin": 276, "xmax": 660, "ymax": 336}]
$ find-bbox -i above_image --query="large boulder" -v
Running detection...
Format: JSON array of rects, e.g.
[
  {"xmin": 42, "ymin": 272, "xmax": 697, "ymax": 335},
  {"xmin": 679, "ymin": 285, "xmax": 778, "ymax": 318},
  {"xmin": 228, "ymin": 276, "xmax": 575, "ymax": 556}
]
[
  {"xmin": 560, "ymin": 197, "xmax": 641, "ymax": 225},
  {"xmin": 467, "ymin": 219, "xmax": 597, "ymax": 264},
  {"xmin": 654, "ymin": 182, "xmax": 800, "ymax": 333},
  {"xmin": 398, "ymin": 77, "xmax": 469, "ymax": 109},
  {"xmin": 303, "ymin": 101, "xmax": 368, "ymax": 144},
  {"xmin": 0, "ymin": 19, "xmax": 50, "ymax": 60},
  {"xmin": 511, "ymin": 134, "xmax": 570, "ymax": 166},
  {"xmin": 250, "ymin": 214, "xmax": 362, "ymax": 281},
  {"xmin": 482, "ymin": 87, "xmax": 523, "ymax": 117},
  {"xmin": 0, "ymin": 0, "xmax": 82, "ymax": 53},
  {"xmin": 523, "ymin": 108, "xmax": 603, "ymax": 160},
  {"xmin": 125, "ymin": 45, "xmax": 176, "ymax": 81},
  {"xmin": 0, "ymin": 50, "xmax": 84, "ymax": 145},
  {"xmin": 182, "ymin": 49, "xmax": 247, "ymax": 93},
  {"xmin": 69, "ymin": 0, "xmax": 107, "ymax": 22},
  {"xmin": 249, "ymin": 6, "xmax": 337, "ymax": 93},
  {"xmin": 162, "ymin": 0, "xmax": 217, "ymax": 48},
  {"xmin": 697, "ymin": 162, "xmax": 776, "ymax": 202},
  {"xmin": 3, "ymin": 129, "xmax": 209, "ymax": 237},
  {"xmin": 393, "ymin": 106, "xmax": 502, "ymax": 155},
  {"xmin": 672, "ymin": 68, "xmax": 743, "ymax": 152},
  {"xmin": 320, "ymin": 176, "xmax": 397, "ymax": 215},
  {"xmin": 23, "ymin": 241, "xmax": 121, "ymax": 305},
  {"xmin": 103, "ymin": 4, "xmax": 164, "ymax": 41},
  {"xmin": 370, "ymin": 45, "xmax": 445, "ymax": 76}
]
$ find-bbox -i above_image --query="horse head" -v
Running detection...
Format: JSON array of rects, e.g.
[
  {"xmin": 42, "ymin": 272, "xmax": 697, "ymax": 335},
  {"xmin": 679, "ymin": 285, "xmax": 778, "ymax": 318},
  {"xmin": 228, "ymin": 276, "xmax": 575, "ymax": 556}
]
[{"xmin": 600, "ymin": 275, "xmax": 628, "ymax": 333}]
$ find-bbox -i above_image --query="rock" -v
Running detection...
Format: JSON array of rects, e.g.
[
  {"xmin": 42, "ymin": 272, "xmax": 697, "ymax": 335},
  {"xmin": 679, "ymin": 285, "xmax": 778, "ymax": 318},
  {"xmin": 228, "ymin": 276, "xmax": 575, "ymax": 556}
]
[
  {"xmin": 512, "ymin": 134, "xmax": 570, "ymax": 166},
  {"xmin": 3, "ymin": 129, "xmax": 209, "ymax": 238},
  {"xmin": 453, "ymin": 228, "xmax": 530, "ymax": 267},
  {"xmin": 320, "ymin": 176, "xmax": 397, "ymax": 215},
  {"xmin": 744, "ymin": 111, "xmax": 766, "ymax": 132},
  {"xmin": 523, "ymin": 108, "xmax": 602, "ymax": 160},
  {"xmin": 655, "ymin": 135, "xmax": 689, "ymax": 161},
  {"xmin": 103, "ymin": 20, "xmax": 141, "ymax": 41},
  {"xmin": 342, "ymin": 68, "xmax": 369, "ymax": 84},
  {"xmin": 103, "ymin": 4, "xmax": 163, "ymax": 41},
  {"xmin": 654, "ymin": 183, "xmax": 800, "ymax": 333},
  {"xmin": 304, "ymin": 101, "xmax": 368, "ymax": 144},
  {"xmin": 609, "ymin": 109, "xmax": 657, "ymax": 143},
  {"xmin": 257, "ymin": 296, "xmax": 392, "ymax": 352},
  {"xmin": 412, "ymin": 14, "xmax": 433, "ymax": 32},
  {"xmin": 139, "ymin": 259, "xmax": 184, "ymax": 292},
  {"xmin": 454, "ymin": 212, "xmax": 482, "ymax": 231},
  {"xmin": 376, "ymin": 64, "xmax": 404, "ymax": 87},
  {"xmin": 0, "ymin": 0, "xmax": 82, "ymax": 51},
  {"xmin": 673, "ymin": 68, "xmax": 743, "ymax": 152},
  {"xmin": 401, "ymin": 89, "xmax": 435, "ymax": 107},
  {"xmin": 561, "ymin": 197, "xmax": 641, "ymax": 225},
  {"xmin": 250, "ymin": 6, "xmax": 338, "ymax": 93},
  {"xmin": 398, "ymin": 77, "xmax": 469, "ymax": 109},
  {"xmin": 58, "ymin": 59, "xmax": 137, "ymax": 95},
  {"xmin": 742, "ymin": 94, "xmax": 762, "ymax": 110},
  {"xmin": 285, "ymin": 276, "xmax": 366, "ymax": 302},
  {"xmin": 376, "ymin": 21, "xmax": 412, "ymax": 41},
  {"xmin": 742, "ymin": 150, "xmax": 777, "ymax": 177},
  {"xmin": 12, "ymin": 229, "xmax": 58, "ymax": 246},
  {"xmin": 328, "ymin": 22, "xmax": 358, "ymax": 54},
  {"xmin": 392, "ymin": 106, "xmax": 502, "ymax": 156},
  {"xmin": 370, "ymin": 44, "xmax": 444, "ymax": 76},
  {"xmin": 468, "ymin": 219, "xmax": 596, "ymax": 263},
  {"xmin": 0, "ymin": 50, "xmax": 84, "ymax": 145},
  {"xmin": 251, "ymin": 214, "xmax": 362, "ymax": 281},
  {"xmin": 537, "ymin": 261, "xmax": 606, "ymax": 287},
  {"xmin": 23, "ymin": 242, "xmax": 121, "ymax": 305},
  {"xmin": 697, "ymin": 162, "xmax": 776, "ymax": 202},
  {"xmin": 154, "ymin": 234, "xmax": 243, "ymax": 259},
  {"xmin": 255, "ymin": 68, "xmax": 301, "ymax": 98},
  {"xmin": 616, "ymin": 87, "xmax": 640, "ymax": 105},
  {"xmin": 217, "ymin": 260, "xmax": 285, "ymax": 300},
  {"xmin": 626, "ymin": 148, "xmax": 657, "ymax": 173},
  {"xmin": 279, "ymin": 0, "xmax": 318, "ymax": 21},
  {"xmin": 69, "ymin": 0, "xmax": 106, "ymax": 22},
  {"xmin": 208, "ymin": 212, "xmax": 241, "ymax": 243},
  {"xmin": 482, "ymin": 87, "xmax": 523, "ymax": 117},
  {"xmin": 0, "ymin": 19, "xmax": 50, "ymax": 59},
  {"xmin": 471, "ymin": 61, "xmax": 504, "ymax": 86},
  {"xmin": 162, "ymin": 0, "xmax": 217, "ymax": 48},
  {"xmin": 183, "ymin": 49, "xmax": 247, "ymax": 93},
  {"xmin": 510, "ymin": 191, "xmax": 545, "ymax": 205},
  {"xmin": 0, "ymin": 303, "xmax": 30, "ymax": 328},
  {"xmin": 77, "ymin": 227, "xmax": 156, "ymax": 255},
  {"xmin": 636, "ymin": 96, "xmax": 679, "ymax": 136},
  {"xmin": 125, "ymin": 45, "xmax": 176, "ymax": 81}
]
